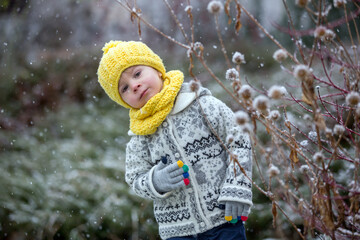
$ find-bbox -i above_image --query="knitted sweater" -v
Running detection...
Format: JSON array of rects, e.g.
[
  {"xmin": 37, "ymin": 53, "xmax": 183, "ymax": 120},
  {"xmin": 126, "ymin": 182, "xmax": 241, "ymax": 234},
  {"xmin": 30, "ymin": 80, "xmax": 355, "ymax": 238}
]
[{"xmin": 125, "ymin": 83, "xmax": 253, "ymax": 239}]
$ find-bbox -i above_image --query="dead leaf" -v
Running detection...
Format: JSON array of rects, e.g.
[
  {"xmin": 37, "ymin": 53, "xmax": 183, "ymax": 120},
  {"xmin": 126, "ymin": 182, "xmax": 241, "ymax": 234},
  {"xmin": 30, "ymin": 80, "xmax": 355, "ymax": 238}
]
[
  {"xmin": 225, "ymin": 0, "xmax": 232, "ymax": 24},
  {"xmin": 272, "ymin": 202, "xmax": 277, "ymax": 228},
  {"xmin": 235, "ymin": 3, "xmax": 242, "ymax": 33},
  {"xmin": 290, "ymin": 148, "xmax": 299, "ymax": 163}
]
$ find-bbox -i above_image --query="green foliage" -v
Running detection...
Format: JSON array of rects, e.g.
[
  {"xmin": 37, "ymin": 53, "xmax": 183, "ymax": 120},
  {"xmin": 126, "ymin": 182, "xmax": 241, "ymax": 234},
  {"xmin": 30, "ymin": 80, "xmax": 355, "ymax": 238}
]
[{"xmin": 0, "ymin": 100, "xmax": 159, "ymax": 239}]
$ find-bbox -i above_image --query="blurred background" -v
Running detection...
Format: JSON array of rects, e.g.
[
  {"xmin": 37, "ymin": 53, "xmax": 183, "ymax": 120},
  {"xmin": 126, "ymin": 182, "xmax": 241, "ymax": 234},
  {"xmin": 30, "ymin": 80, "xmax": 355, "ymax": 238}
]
[{"xmin": 0, "ymin": 0, "xmax": 355, "ymax": 239}]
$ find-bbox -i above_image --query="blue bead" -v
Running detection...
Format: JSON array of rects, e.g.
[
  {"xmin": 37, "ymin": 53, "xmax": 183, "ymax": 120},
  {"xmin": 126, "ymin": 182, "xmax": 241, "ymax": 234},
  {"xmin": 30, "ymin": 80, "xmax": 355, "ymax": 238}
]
[
  {"xmin": 183, "ymin": 172, "xmax": 189, "ymax": 178},
  {"xmin": 161, "ymin": 156, "xmax": 167, "ymax": 164}
]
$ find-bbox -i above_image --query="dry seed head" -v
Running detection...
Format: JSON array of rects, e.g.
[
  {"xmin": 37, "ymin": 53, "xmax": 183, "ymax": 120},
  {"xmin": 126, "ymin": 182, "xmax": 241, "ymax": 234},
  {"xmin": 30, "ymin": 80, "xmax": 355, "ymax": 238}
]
[
  {"xmin": 207, "ymin": 1, "xmax": 223, "ymax": 14},
  {"xmin": 294, "ymin": 64, "xmax": 312, "ymax": 81},
  {"xmin": 226, "ymin": 134, "xmax": 234, "ymax": 144},
  {"xmin": 300, "ymin": 140, "xmax": 308, "ymax": 148},
  {"xmin": 267, "ymin": 164, "xmax": 280, "ymax": 177},
  {"xmin": 313, "ymin": 151, "xmax": 324, "ymax": 163},
  {"xmin": 333, "ymin": 124, "xmax": 345, "ymax": 135},
  {"xmin": 314, "ymin": 26, "xmax": 327, "ymax": 39},
  {"xmin": 296, "ymin": 0, "xmax": 308, "ymax": 7},
  {"xmin": 184, "ymin": 5, "xmax": 193, "ymax": 13},
  {"xmin": 272, "ymin": 49, "xmax": 288, "ymax": 62},
  {"xmin": 269, "ymin": 110, "xmax": 281, "ymax": 121},
  {"xmin": 232, "ymin": 52, "xmax": 246, "ymax": 65},
  {"xmin": 225, "ymin": 68, "xmax": 239, "ymax": 82},
  {"xmin": 324, "ymin": 29, "xmax": 336, "ymax": 42},
  {"xmin": 268, "ymin": 85, "xmax": 287, "ymax": 99},
  {"xmin": 253, "ymin": 95, "xmax": 270, "ymax": 112},
  {"xmin": 345, "ymin": 91, "xmax": 360, "ymax": 106},
  {"xmin": 239, "ymin": 85, "xmax": 252, "ymax": 100},
  {"xmin": 235, "ymin": 111, "xmax": 249, "ymax": 125},
  {"xmin": 308, "ymin": 131, "xmax": 317, "ymax": 142},
  {"xmin": 194, "ymin": 42, "xmax": 203, "ymax": 50},
  {"xmin": 189, "ymin": 80, "xmax": 200, "ymax": 92},
  {"xmin": 334, "ymin": 0, "xmax": 347, "ymax": 8},
  {"xmin": 300, "ymin": 165, "xmax": 310, "ymax": 174},
  {"xmin": 325, "ymin": 128, "xmax": 333, "ymax": 138}
]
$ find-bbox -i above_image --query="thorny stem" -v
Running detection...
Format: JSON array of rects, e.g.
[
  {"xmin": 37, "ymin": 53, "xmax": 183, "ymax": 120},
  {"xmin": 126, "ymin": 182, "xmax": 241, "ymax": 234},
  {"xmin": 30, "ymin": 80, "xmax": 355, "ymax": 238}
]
[
  {"xmin": 281, "ymin": 0, "xmax": 307, "ymax": 64},
  {"xmin": 237, "ymin": 2, "xmax": 300, "ymax": 65},
  {"xmin": 343, "ymin": 3, "xmax": 358, "ymax": 66},
  {"xmin": 273, "ymin": 201, "xmax": 306, "ymax": 240},
  {"xmin": 305, "ymin": 5, "xmax": 318, "ymax": 24},
  {"xmin": 253, "ymin": 143, "xmax": 268, "ymax": 190},
  {"xmin": 163, "ymin": 0, "xmax": 190, "ymax": 45},
  {"xmin": 318, "ymin": 47, "xmax": 349, "ymax": 93},
  {"xmin": 186, "ymin": 0, "xmax": 195, "ymax": 44},
  {"xmin": 193, "ymin": 51, "xmax": 245, "ymax": 107},
  {"xmin": 114, "ymin": 0, "xmax": 189, "ymax": 49},
  {"xmin": 214, "ymin": 14, "xmax": 232, "ymax": 69},
  {"xmin": 309, "ymin": 0, "xmax": 324, "ymax": 67}
]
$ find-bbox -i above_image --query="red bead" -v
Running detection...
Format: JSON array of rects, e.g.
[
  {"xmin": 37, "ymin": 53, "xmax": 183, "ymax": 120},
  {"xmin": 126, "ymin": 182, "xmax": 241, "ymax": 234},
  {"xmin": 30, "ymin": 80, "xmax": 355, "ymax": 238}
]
[
  {"xmin": 184, "ymin": 178, "xmax": 190, "ymax": 186},
  {"xmin": 241, "ymin": 216, "xmax": 248, "ymax": 221}
]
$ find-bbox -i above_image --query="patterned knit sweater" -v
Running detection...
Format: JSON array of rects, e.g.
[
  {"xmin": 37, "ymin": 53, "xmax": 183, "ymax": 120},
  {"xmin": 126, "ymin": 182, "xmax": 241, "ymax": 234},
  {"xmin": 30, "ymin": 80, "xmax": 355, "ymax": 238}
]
[{"xmin": 125, "ymin": 83, "xmax": 253, "ymax": 239}]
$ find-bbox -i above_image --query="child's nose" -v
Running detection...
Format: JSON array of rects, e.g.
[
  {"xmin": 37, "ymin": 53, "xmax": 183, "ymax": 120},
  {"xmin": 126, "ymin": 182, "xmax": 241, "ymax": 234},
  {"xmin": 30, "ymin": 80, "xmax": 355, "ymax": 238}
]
[{"xmin": 131, "ymin": 84, "xmax": 141, "ymax": 92}]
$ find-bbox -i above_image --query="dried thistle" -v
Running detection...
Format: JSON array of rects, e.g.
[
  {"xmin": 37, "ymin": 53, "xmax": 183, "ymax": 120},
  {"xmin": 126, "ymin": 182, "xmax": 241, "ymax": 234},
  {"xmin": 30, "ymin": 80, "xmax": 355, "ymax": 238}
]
[
  {"xmin": 189, "ymin": 80, "xmax": 200, "ymax": 93},
  {"xmin": 300, "ymin": 165, "xmax": 310, "ymax": 174},
  {"xmin": 267, "ymin": 164, "xmax": 280, "ymax": 177},
  {"xmin": 225, "ymin": 68, "xmax": 239, "ymax": 82},
  {"xmin": 268, "ymin": 85, "xmax": 287, "ymax": 99},
  {"xmin": 238, "ymin": 85, "xmax": 253, "ymax": 100},
  {"xmin": 294, "ymin": 64, "xmax": 312, "ymax": 82},
  {"xmin": 235, "ymin": 111, "xmax": 249, "ymax": 125},
  {"xmin": 269, "ymin": 110, "xmax": 281, "ymax": 121},
  {"xmin": 232, "ymin": 51, "xmax": 246, "ymax": 65},
  {"xmin": 296, "ymin": 0, "xmax": 308, "ymax": 7},
  {"xmin": 272, "ymin": 49, "xmax": 288, "ymax": 62},
  {"xmin": 253, "ymin": 95, "xmax": 270, "ymax": 112},
  {"xmin": 333, "ymin": 124, "xmax": 345, "ymax": 136},
  {"xmin": 313, "ymin": 151, "xmax": 324, "ymax": 163},
  {"xmin": 207, "ymin": 1, "xmax": 223, "ymax": 14},
  {"xmin": 334, "ymin": 0, "xmax": 347, "ymax": 8},
  {"xmin": 314, "ymin": 26, "xmax": 327, "ymax": 39},
  {"xmin": 226, "ymin": 134, "xmax": 234, "ymax": 144},
  {"xmin": 345, "ymin": 91, "xmax": 360, "ymax": 106},
  {"xmin": 323, "ymin": 29, "xmax": 336, "ymax": 42}
]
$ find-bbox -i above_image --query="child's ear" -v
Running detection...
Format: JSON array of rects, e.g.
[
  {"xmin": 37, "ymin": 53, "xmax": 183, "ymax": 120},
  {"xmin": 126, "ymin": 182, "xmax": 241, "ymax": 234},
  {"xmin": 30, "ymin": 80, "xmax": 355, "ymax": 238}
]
[{"xmin": 158, "ymin": 72, "xmax": 162, "ymax": 78}]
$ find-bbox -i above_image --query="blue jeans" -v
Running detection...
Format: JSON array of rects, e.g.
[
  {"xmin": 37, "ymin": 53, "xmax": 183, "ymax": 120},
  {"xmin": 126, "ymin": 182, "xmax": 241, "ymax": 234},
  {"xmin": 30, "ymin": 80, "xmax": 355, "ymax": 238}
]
[{"xmin": 167, "ymin": 221, "xmax": 246, "ymax": 240}]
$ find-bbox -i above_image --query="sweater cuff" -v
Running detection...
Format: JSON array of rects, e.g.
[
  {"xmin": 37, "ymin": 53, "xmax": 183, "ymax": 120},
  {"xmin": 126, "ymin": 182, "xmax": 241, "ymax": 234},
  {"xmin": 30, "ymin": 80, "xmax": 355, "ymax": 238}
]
[{"xmin": 218, "ymin": 186, "xmax": 253, "ymax": 206}]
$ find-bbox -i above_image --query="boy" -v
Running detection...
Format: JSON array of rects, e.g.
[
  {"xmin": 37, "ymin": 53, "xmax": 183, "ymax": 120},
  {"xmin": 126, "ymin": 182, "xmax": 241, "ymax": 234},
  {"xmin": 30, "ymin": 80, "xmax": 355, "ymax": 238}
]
[{"xmin": 97, "ymin": 40, "xmax": 253, "ymax": 240}]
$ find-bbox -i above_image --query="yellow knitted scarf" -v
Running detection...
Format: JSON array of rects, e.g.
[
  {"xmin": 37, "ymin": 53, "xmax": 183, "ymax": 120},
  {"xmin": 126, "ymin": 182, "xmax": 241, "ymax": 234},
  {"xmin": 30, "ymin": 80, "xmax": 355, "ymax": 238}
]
[{"xmin": 129, "ymin": 70, "xmax": 184, "ymax": 135}]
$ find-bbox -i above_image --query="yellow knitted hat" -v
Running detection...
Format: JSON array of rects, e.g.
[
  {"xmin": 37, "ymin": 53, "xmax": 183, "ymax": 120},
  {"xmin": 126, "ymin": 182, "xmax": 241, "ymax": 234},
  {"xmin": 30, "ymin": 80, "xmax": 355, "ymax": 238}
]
[{"xmin": 97, "ymin": 40, "xmax": 166, "ymax": 109}]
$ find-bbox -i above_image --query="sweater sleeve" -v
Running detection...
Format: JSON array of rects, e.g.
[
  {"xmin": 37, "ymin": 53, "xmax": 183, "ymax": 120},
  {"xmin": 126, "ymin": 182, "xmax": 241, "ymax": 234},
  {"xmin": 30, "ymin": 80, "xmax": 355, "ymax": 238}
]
[
  {"xmin": 199, "ymin": 96, "xmax": 253, "ymax": 206},
  {"xmin": 125, "ymin": 135, "xmax": 172, "ymax": 200}
]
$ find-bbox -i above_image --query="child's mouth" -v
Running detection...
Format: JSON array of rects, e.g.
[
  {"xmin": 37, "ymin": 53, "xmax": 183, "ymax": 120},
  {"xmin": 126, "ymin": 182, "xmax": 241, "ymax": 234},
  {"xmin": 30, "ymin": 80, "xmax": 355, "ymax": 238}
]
[{"xmin": 140, "ymin": 89, "xmax": 148, "ymax": 100}]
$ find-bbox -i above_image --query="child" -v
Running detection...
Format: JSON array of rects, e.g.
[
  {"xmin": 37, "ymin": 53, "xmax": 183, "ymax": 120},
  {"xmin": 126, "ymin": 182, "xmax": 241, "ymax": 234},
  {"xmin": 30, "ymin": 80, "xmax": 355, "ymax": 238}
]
[{"xmin": 97, "ymin": 41, "xmax": 253, "ymax": 240}]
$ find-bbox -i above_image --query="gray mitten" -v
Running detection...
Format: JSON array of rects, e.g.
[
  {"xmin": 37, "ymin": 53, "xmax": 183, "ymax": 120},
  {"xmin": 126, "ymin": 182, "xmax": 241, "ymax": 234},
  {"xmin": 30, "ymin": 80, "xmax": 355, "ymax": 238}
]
[
  {"xmin": 224, "ymin": 201, "xmax": 250, "ymax": 223},
  {"xmin": 152, "ymin": 158, "xmax": 190, "ymax": 193}
]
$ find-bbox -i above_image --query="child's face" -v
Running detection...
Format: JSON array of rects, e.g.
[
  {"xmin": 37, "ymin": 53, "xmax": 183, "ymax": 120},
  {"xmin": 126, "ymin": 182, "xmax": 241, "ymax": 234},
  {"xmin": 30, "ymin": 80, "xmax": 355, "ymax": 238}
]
[{"xmin": 118, "ymin": 65, "xmax": 163, "ymax": 109}]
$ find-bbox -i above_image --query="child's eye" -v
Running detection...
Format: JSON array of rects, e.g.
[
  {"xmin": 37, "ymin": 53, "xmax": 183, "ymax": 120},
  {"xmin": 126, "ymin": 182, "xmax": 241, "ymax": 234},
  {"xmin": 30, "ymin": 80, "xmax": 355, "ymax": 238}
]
[
  {"xmin": 134, "ymin": 71, "xmax": 141, "ymax": 78},
  {"xmin": 122, "ymin": 85, "xmax": 128, "ymax": 93}
]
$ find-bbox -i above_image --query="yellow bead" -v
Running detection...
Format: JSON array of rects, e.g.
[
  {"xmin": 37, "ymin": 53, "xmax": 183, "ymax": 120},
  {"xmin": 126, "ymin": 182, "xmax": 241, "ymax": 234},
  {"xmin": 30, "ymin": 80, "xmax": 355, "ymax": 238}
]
[
  {"xmin": 225, "ymin": 216, "xmax": 232, "ymax": 221},
  {"xmin": 177, "ymin": 160, "xmax": 184, "ymax": 168}
]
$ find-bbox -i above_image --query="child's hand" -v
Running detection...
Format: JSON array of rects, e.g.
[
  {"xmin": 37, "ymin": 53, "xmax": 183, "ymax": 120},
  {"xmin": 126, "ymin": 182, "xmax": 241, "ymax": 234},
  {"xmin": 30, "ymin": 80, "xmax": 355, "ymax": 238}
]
[
  {"xmin": 224, "ymin": 201, "xmax": 250, "ymax": 223},
  {"xmin": 152, "ymin": 157, "xmax": 190, "ymax": 193}
]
